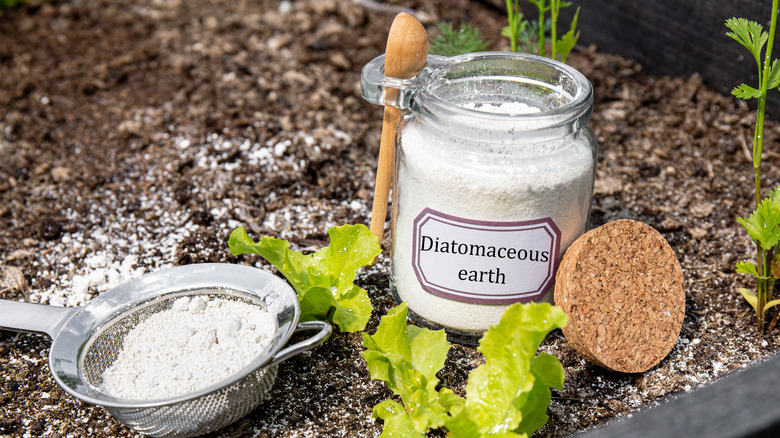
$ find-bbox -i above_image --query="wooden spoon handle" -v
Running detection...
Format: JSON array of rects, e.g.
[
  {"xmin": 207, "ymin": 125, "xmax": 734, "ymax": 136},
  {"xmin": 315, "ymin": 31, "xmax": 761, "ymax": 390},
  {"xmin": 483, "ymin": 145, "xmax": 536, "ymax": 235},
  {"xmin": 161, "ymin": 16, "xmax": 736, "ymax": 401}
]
[
  {"xmin": 370, "ymin": 12, "xmax": 428, "ymax": 247},
  {"xmin": 370, "ymin": 106, "xmax": 402, "ymax": 242}
]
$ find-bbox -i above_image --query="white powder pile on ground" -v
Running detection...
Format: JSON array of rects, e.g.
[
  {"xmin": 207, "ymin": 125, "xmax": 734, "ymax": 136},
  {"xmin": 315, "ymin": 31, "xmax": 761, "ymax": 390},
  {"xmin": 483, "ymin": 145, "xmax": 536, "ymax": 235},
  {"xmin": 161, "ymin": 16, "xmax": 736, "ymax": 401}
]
[
  {"xmin": 100, "ymin": 295, "xmax": 276, "ymax": 400},
  {"xmin": 392, "ymin": 103, "xmax": 594, "ymax": 333},
  {"xmin": 26, "ymin": 127, "xmax": 368, "ymax": 310}
]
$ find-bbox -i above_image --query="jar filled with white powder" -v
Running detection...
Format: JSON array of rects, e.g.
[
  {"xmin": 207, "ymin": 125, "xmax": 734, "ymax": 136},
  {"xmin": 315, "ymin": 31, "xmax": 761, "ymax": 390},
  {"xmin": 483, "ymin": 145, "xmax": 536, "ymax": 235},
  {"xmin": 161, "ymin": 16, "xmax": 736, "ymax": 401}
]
[{"xmin": 361, "ymin": 52, "xmax": 596, "ymax": 342}]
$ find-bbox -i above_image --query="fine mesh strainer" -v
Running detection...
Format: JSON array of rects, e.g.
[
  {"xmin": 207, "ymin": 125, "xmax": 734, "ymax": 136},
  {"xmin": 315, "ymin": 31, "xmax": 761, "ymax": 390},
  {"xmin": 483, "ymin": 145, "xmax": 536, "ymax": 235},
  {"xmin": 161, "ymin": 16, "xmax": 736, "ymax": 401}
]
[{"xmin": 0, "ymin": 263, "xmax": 331, "ymax": 438}]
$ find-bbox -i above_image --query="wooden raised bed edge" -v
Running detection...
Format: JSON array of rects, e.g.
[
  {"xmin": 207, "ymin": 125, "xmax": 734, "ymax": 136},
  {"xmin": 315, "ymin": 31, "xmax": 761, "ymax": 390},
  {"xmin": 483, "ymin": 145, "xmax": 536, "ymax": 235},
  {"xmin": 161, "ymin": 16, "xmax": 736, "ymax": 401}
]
[
  {"xmin": 573, "ymin": 354, "xmax": 780, "ymax": 437},
  {"xmin": 514, "ymin": 0, "xmax": 780, "ymax": 118}
]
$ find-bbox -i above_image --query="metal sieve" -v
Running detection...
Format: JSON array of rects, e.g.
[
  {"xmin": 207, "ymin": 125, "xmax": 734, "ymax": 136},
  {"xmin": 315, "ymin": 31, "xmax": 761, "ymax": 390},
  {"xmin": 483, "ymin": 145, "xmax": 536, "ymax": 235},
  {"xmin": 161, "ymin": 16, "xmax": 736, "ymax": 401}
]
[{"xmin": 0, "ymin": 263, "xmax": 331, "ymax": 438}]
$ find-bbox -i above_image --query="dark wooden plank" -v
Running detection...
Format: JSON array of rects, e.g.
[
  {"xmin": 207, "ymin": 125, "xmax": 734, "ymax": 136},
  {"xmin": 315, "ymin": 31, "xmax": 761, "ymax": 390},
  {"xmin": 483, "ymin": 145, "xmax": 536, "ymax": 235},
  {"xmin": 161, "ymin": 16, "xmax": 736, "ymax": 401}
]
[
  {"xmin": 506, "ymin": 0, "xmax": 780, "ymax": 118},
  {"xmin": 575, "ymin": 353, "xmax": 780, "ymax": 437},
  {"xmin": 571, "ymin": 1, "xmax": 768, "ymax": 91}
]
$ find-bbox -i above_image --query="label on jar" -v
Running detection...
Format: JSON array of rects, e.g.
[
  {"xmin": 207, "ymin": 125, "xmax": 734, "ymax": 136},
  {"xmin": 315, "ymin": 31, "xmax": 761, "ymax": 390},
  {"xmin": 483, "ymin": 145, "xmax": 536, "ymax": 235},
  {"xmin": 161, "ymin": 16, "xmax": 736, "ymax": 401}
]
[{"xmin": 411, "ymin": 208, "xmax": 561, "ymax": 305}]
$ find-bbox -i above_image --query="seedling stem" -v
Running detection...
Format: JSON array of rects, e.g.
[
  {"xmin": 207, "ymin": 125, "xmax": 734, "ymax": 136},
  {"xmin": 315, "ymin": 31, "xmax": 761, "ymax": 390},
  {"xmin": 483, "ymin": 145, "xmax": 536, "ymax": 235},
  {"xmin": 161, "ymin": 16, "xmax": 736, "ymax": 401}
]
[{"xmin": 729, "ymin": 0, "xmax": 780, "ymax": 334}]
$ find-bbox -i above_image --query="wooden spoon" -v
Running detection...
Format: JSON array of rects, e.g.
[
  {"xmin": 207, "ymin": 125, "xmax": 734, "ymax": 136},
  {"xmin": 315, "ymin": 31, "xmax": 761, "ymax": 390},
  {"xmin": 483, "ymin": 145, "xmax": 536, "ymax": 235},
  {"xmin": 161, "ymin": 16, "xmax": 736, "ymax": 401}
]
[{"xmin": 370, "ymin": 12, "xmax": 428, "ymax": 246}]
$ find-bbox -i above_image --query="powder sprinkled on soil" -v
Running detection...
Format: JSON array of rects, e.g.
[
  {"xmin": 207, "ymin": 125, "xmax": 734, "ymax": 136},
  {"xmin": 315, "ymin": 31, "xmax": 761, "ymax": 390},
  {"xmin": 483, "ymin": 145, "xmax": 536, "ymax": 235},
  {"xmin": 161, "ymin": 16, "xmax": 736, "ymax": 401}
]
[
  {"xmin": 100, "ymin": 295, "xmax": 276, "ymax": 400},
  {"xmin": 3, "ymin": 0, "xmax": 780, "ymax": 437}
]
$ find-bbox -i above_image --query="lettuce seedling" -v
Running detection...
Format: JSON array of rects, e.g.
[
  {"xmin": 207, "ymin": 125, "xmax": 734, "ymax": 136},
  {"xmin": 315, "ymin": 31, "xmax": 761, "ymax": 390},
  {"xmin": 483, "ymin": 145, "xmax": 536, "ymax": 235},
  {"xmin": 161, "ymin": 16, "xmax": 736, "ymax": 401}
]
[
  {"xmin": 228, "ymin": 224, "xmax": 381, "ymax": 332},
  {"xmin": 727, "ymin": 4, "xmax": 780, "ymax": 333},
  {"xmin": 361, "ymin": 302, "xmax": 462, "ymax": 436},
  {"xmin": 363, "ymin": 301, "xmax": 567, "ymax": 437},
  {"xmin": 446, "ymin": 302, "xmax": 567, "ymax": 437}
]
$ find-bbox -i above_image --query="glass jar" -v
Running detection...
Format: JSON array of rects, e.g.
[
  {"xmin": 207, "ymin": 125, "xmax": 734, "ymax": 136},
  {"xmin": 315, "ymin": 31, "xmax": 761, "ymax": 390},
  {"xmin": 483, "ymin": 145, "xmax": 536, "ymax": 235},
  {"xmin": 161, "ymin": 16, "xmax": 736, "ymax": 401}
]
[{"xmin": 361, "ymin": 52, "xmax": 596, "ymax": 343}]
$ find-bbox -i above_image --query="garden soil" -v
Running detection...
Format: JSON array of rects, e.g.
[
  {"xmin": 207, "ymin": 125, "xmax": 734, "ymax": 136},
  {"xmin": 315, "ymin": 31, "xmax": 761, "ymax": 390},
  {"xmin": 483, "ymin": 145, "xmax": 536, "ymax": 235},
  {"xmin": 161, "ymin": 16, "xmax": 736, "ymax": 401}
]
[{"xmin": 1, "ymin": 0, "xmax": 779, "ymax": 437}]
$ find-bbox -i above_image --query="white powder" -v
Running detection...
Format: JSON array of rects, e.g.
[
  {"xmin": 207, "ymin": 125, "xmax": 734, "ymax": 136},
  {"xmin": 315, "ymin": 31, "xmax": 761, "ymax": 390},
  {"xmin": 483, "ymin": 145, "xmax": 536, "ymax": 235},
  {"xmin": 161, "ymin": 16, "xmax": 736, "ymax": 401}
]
[
  {"xmin": 462, "ymin": 101, "xmax": 541, "ymax": 114},
  {"xmin": 392, "ymin": 106, "xmax": 594, "ymax": 333},
  {"xmin": 100, "ymin": 295, "xmax": 276, "ymax": 400}
]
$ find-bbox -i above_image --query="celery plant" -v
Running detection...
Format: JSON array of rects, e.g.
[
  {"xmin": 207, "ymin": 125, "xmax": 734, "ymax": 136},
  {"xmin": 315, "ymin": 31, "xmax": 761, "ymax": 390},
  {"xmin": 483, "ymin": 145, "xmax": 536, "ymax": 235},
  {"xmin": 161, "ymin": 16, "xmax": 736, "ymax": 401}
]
[
  {"xmin": 506, "ymin": 0, "xmax": 580, "ymax": 63},
  {"xmin": 728, "ymin": 0, "xmax": 780, "ymax": 334},
  {"xmin": 527, "ymin": 0, "xmax": 548, "ymax": 56},
  {"xmin": 549, "ymin": 0, "xmax": 580, "ymax": 63}
]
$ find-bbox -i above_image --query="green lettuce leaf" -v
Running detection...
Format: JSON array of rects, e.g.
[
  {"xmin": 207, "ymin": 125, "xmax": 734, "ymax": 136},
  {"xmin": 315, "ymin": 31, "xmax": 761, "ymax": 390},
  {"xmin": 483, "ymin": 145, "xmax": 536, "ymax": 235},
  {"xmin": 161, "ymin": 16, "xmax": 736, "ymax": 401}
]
[
  {"xmin": 361, "ymin": 302, "xmax": 456, "ymax": 434},
  {"xmin": 364, "ymin": 302, "xmax": 567, "ymax": 437},
  {"xmin": 374, "ymin": 400, "xmax": 426, "ymax": 438},
  {"xmin": 514, "ymin": 352, "xmax": 565, "ymax": 436},
  {"xmin": 228, "ymin": 223, "xmax": 380, "ymax": 332},
  {"xmin": 446, "ymin": 302, "xmax": 567, "ymax": 437}
]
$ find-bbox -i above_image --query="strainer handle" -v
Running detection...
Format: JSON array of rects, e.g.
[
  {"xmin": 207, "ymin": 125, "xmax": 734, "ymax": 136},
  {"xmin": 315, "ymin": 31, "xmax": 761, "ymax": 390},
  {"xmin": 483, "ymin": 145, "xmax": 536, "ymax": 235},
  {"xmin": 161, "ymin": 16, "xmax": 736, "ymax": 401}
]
[
  {"xmin": 266, "ymin": 320, "xmax": 332, "ymax": 368},
  {"xmin": 0, "ymin": 299, "xmax": 77, "ymax": 338}
]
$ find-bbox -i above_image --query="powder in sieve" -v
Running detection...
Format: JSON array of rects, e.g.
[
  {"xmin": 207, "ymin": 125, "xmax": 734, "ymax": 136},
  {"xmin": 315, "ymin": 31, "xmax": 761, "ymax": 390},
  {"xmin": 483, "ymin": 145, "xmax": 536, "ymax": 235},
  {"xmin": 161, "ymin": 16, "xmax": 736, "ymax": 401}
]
[
  {"xmin": 100, "ymin": 295, "xmax": 276, "ymax": 400},
  {"xmin": 392, "ymin": 102, "xmax": 594, "ymax": 333}
]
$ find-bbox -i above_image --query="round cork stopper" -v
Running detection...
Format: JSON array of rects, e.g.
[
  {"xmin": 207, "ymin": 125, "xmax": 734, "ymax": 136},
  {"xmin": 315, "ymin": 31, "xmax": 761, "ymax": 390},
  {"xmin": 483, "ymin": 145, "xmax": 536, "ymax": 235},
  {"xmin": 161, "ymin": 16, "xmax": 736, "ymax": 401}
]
[{"xmin": 555, "ymin": 219, "xmax": 685, "ymax": 373}]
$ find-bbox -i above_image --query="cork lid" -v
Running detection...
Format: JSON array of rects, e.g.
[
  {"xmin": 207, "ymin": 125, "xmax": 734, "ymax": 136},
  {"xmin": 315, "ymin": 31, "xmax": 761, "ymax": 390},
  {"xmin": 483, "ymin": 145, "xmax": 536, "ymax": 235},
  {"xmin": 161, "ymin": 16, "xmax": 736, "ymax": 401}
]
[{"xmin": 555, "ymin": 219, "xmax": 685, "ymax": 373}]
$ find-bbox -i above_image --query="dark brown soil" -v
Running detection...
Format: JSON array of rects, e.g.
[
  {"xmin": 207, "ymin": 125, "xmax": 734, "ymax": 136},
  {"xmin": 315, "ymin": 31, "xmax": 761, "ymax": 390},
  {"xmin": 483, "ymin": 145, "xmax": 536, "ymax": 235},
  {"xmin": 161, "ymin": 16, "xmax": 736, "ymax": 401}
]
[{"xmin": 1, "ymin": 1, "xmax": 778, "ymax": 437}]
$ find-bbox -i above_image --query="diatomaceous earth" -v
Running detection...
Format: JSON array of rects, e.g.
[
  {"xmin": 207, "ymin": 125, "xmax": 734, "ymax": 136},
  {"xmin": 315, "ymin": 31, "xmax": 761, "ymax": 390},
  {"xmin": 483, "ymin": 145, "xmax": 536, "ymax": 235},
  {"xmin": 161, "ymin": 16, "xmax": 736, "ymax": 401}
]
[
  {"xmin": 392, "ymin": 101, "xmax": 595, "ymax": 333},
  {"xmin": 100, "ymin": 295, "xmax": 276, "ymax": 400}
]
